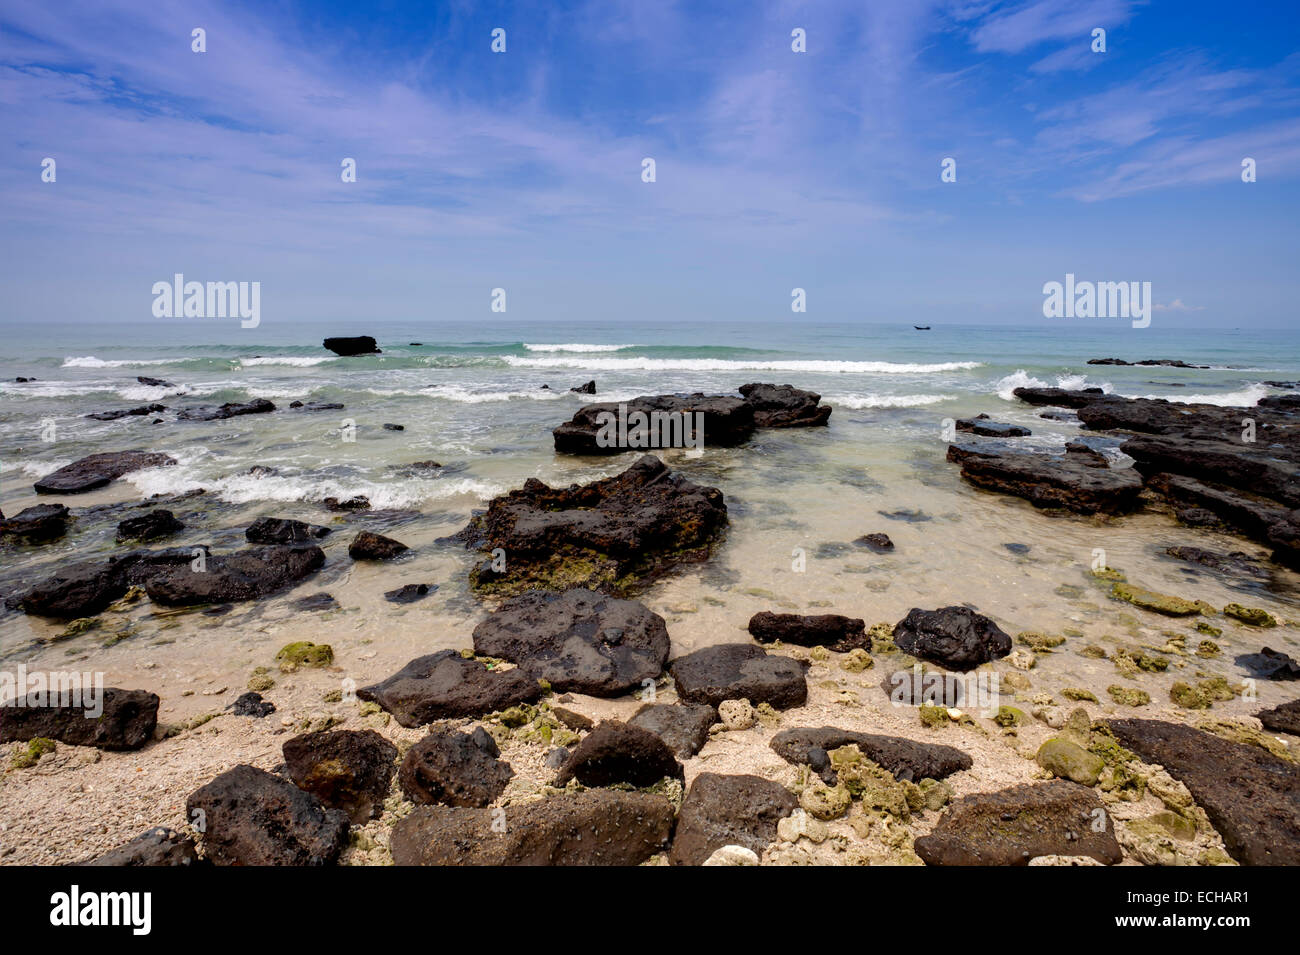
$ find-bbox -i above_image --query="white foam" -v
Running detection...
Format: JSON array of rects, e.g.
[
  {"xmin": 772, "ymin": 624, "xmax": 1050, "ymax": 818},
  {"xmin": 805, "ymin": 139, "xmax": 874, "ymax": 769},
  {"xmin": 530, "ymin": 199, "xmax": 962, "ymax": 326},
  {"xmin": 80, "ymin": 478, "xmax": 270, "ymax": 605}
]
[
  {"xmin": 239, "ymin": 356, "xmax": 337, "ymax": 367},
  {"xmin": 995, "ymin": 370, "xmax": 1049, "ymax": 401},
  {"xmin": 830, "ymin": 393, "xmax": 954, "ymax": 409},
  {"xmin": 523, "ymin": 343, "xmax": 635, "ymax": 353},
  {"xmin": 422, "ymin": 385, "xmax": 569, "ymax": 403},
  {"xmin": 1131, "ymin": 383, "xmax": 1269, "ymax": 407},
  {"xmin": 63, "ymin": 356, "xmax": 174, "ymax": 368},
  {"xmin": 503, "ymin": 356, "xmax": 984, "ymax": 374}
]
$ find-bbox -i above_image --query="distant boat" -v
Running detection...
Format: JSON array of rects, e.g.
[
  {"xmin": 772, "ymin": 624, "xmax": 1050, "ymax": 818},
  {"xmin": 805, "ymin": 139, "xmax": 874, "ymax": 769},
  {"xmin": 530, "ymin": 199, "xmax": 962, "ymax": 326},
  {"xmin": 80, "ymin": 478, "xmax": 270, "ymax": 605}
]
[{"xmin": 914, "ymin": 325, "xmax": 931, "ymax": 330}]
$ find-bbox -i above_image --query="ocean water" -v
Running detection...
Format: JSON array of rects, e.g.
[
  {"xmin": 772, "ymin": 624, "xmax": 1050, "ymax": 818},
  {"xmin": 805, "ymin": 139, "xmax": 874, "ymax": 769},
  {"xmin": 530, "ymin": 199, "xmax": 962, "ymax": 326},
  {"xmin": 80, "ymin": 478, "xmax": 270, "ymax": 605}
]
[{"xmin": 1, "ymin": 319, "xmax": 1297, "ymax": 723}]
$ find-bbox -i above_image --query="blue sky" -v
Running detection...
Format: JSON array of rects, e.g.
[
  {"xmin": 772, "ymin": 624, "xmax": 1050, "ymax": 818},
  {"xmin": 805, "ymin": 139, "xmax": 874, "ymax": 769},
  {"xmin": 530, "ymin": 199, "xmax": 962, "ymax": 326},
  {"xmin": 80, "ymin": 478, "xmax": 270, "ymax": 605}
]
[{"xmin": 2, "ymin": 0, "xmax": 1298, "ymax": 328}]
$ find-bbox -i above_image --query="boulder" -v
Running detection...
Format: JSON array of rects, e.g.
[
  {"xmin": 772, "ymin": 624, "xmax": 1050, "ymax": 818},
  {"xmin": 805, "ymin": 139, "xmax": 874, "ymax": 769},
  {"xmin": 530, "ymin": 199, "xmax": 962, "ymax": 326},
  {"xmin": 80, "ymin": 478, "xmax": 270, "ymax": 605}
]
[
  {"xmin": 144, "ymin": 544, "xmax": 324, "ymax": 606},
  {"xmin": 390, "ymin": 790, "xmax": 674, "ymax": 865},
  {"xmin": 1256, "ymin": 699, "xmax": 1300, "ymax": 735},
  {"xmin": 356, "ymin": 650, "xmax": 544, "ymax": 727},
  {"xmin": 748, "ymin": 611, "xmax": 867, "ymax": 652},
  {"xmin": 1108, "ymin": 718, "xmax": 1300, "ymax": 865},
  {"xmin": 892, "ymin": 606, "xmax": 1012, "ymax": 672},
  {"xmin": 1011, "ymin": 386, "xmax": 1107, "ymax": 408},
  {"xmin": 186, "ymin": 764, "xmax": 350, "ymax": 866},
  {"xmin": 471, "ymin": 588, "xmax": 670, "ymax": 696},
  {"xmin": 552, "ymin": 720, "xmax": 683, "ymax": 787},
  {"xmin": 348, "ymin": 530, "xmax": 407, "ymax": 560},
  {"xmin": 769, "ymin": 727, "xmax": 972, "ymax": 782},
  {"xmin": 570, "ymin": 380, "xmax": 596, "ymax": 394},
  {"xmin": 282, "ymin": 729, "xmax": 398, "ymax": 824},
  {"xmin": 914, "ymin": 780, "xmax": 1121, "ymax": 865},
  {"xmin": 1, "ymin": 503, "xmax": 70, "ymax": 542},
  {"xmin": 669, "ymin": 643, "xmax": 808, "ymax": 709},
  {"xmin": 245, "ymin": 517, "xmax": 330, "ymax": 544},
  {"xmin": 229, "ymin": 692, "xmax": 275, "ymax": 717},
  {"xmin": 737, "ymin": 383, "xmax": 832, "ymax": 427},
  {"xmin": 956, "ymin": 451, "xmax": 1143, "ymax": 514},
  {"xmin": 323, "ymin": 336, "xmax": 380, "ymax": 356},
  {"xmin": 136, "ymin": 376, "xmax": 175, "ymax": 388},
  {"xmin": 34, "ymin": 451, "xmax": 176, "ymax": 494},
  {"xmin": 452, "ymin": 454, "xmax": 727, "ymax": 596},
  {"xmin": 0, "ymin": 687, "xmax": 158, "ymax": 750},
  {"xmin": 398, "ymin": 727, "xmax": 513, "ymax": 807},
  {"xmin": 669, "ymin": 773, "xmax": 798, "ymax": 865},
  {"xmin": 627, "ymin": 703, "xmax": 717, "ymax": 759},
  {"xmin": 176, "ymin": 398, "xmax": 275, "ymax": 421},
  {"xmin": 116, "ymin": 509, "xmax": 183, "ymax": 542},
  {"xmin": 553, "ymin": 394, "xmax": 754, "ymax": 454},
  {"xmin": 956, "ymin": 415, "xmax": 1030, "ymax": 437},
  {"xmin": 78, "ymin": 827, "xmax": 199, "ymax": 866}
]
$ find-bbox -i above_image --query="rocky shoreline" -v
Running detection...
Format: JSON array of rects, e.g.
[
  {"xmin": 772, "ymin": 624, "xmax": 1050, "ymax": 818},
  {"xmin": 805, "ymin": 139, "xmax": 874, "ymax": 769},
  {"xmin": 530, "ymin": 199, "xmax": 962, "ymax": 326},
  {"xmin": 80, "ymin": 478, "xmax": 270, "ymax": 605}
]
[{"xmin": 1, "ymin": 377, "xmax": 1297, "ymax": 867}]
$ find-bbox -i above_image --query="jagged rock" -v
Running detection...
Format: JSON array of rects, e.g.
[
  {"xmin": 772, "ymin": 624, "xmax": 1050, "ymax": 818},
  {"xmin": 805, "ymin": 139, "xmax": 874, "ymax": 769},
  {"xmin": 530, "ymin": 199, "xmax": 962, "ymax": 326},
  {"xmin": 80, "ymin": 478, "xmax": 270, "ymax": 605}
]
[
  {"xmin": 144, "ymin": 544, "xmax": 324, "ymax": 606},
  {"xmin": 669, "ymin": 643, "xmax": 808, "ymax": 709},
  {"xmin": 737, "ymin": 383, "xmax": 832, "ymax": 427},
  {"xmin": 229, "ymin": 692, "xmax": 275, "ymax": 718},
  {"xmin": 323, "ymin": 336, "xmax": 380, "ymax": 356},
  {"xmin": 348, "ymin": 531, "xmax": 407, "ymax": 560},
  {"xmin": 914, "ymin": 780, "xmax": 1121, "ymax": 865},
  {"xmin": 1108, "ymin": 718, "xmax": 1300, "ymax": 865},
  {"xmin": 116, "ymin": 509, "xmax": 183, "ymax": 542},
  {"xmin": 1234, "ymin": 646, "xmax": 1300, "ymax": 680},
  {"xmin": 748, "ymin": 611, "xmax": 867, "ymax": 652},
  {"xmin": 472, "ymin": 588, "xmax": 669, "ymax": 696},
  {"xmin": 9, "ymin": 547, "xmax": 198, "ymax": 618},
  {"xmin": 78, "ymin": 827, "xmax": 199, "ymax": 866},
  {"xmin": 136, "ymin": 376, "xmax": 175, "ymax": 388},
  {"xmin": 956, "ymin": 415, "xmax": 1030, "ymax": 437},
  {"xmin": 627, "ymin": 703, "xmax": 717, "ymax": 758},
  {"xmin": 854, "ymin": 532, "xmax": 894, "ymax": 552},
  {"xmin": 176, "ymin": 399, "xmax": 275, "ymax": 421},
  {"xmin": 390, "ymin": 790, "xmax": 674, "ymax": 865},
  {"xmin": 34, "ymin": 451, "xmax": 176, "ymax": 494},
  {"xmin": 552, "ymin": 720, "xmax": 682, "ymax": 787},
  {"xmin": 452, "ymin": 455, "xmax": 727, "ymax": 596},
  {"xmin": 1012, "ymin": 386, "xmax": 1107, "ymax": 408},
  {"xmin": 1064, "ymin": 441, "xmax": 1109, "ymax": 467},
  {"xmin": 552, "ymin": 394, "xmax": 753, "ymax": 454},
  {"xmin": 245, "ymin": 517, "xmax": 330, "ymax": 544},
  {"xmin": 0, "ymin": 687, "xmax": 158, "ymax": 750},
  {"xmin": 86, "ymin": 403, "xmax": 167, "ymax": 421},
  {"xmin": 356, "ymin": 650, "xmax": 544, "ymax": 727},
  {"xmin": 283, "ymin": 729, "xmax": 397, "ymax": 823},
  {"xmin": 669, "ymin": 773, "xmax": 798, "ymax": 866},
  {"xmin": 769, "ymin": 727, "xmax": 972, "ymax": 783},
  {"xmin": 956, "ymin": 451, "xmax": 1143, "ymax": 514},
  {"xmin": 892, "ymin": 606, "xmax": 1012, "ymax": 672},
  {"xmin": 399, "ymin": 727, "xmax": 512, "ymax": 808},
  {"xmin": 1257, "ymin": 699, "xmax": 1300, "ymax": 735},
  {"xmin": 1, "ymin": 503, "xmax": 70, "ymax": 542},
  {"xmin": 570, "ymin": 380, "xmax": 596, "ymax": 394},
  {"xmin": 186, "ymin": 764, "xmax": 349, "ymax": 866}
]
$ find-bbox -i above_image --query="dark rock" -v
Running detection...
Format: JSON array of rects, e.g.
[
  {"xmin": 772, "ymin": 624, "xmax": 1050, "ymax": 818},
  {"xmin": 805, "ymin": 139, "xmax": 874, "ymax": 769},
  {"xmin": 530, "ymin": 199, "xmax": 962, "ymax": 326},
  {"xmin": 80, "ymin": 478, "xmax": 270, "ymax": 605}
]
[
  {"xmin": 136, "ymin": 376, "xmax": 175, "ymax": 388},
  {"xmin": 1, "ymin": 503, "xmax": 70, "ymax": 542},
  {"xmin": 144, "ymin": 544, "xmax": 324, "ymax": 606},
  {"xmin": 283, "ymin": 729, "xmax": 398, "ymax": 823},
  {"xmin": 382, "ymin": 423, "xmax": 404, "ymax": 431},
  {"xmin": 669, "ymin": 772, "xmax": 797, "ymax": 865},
  {"xmin": 552, "ymin": 706, "xmax": 595, "ymax": 732},
  {"xmin": 737, "ymin": 382, "xmax": 832, "ymax": 427},
  {"xmin": 176, "ymin": 398, "xmax": 275, "ymax": 421},
  {"xmin": 1011, "ymin": 386, "xmax": 1106, "ymax": 408},
  {"xmin": 349, "ymin": 530, "xmax": 407, "ymax": 560},
  {"xmin": 453, "ymin": 454, "xmax": 727, "ymax": 596},
  {"xmin": 892, "ymin": 606, "xmax": 1012, "ymax": 672},
  {"xmin": 570, "ymin": 380, "xmax": 596, "ymax": 395},
  {"xmin": 186, "ymin": 764, "xmax": 349, "ymax": 866},
  {"xmin": 229, "ymin": 692, "xmax": 275, "ymax": 718},
  {"xmin": 956, "ymin": 451, "xmax": 1143, "ymax": 514},
  {"xmin": 748, "ymin": 611, "xmax": 867, "ymax": 652},
  {"xmin": 1164, "ymin": 545, "xmax": 1267, "ymax": 578},
  {"xmin": 384, "ymin": 583, "xmax": 435, "ymax": 604},
  {"xmin": 915, "ymin": 780, "xmax": 1121, "ymax": 865},
  {"xmin": 472, "ymin": 588, "xmax": 669, "ymax": 696},
  {"xmin": 357, "ymin": 650, "xmax": 544, "ymax": 727},
  {"xmin": 1121, "ymin": 433, "xmax": 1299, "ymax": 509},
  {"xmin": 552, "ymin": 720, "xmax": 682, "ymax": 787},
  {"xmin": 390, "ymin": 790, "xmax": 674, "ymax": 865},
  {"xmin": 1235, "ymin": 646, "xmax": 1300, "ymax": 680},
  {"xmin": 34, "ymin": 451, "xmax": 176, "ymax": 494},
  {"xmin": 1039, "ymin": 411, "xmax": 1078, "ymax": 421},
  {"xmin": 323, "ymin": 495, "xmax": 370, "ymax": 512},
  {"xmin": 78, "ymin": 827, "xmax": 199, "ymax": 866},
  {"xmin": 957, "ymin": 416, "xmax": 1030, "ymax": 438},
  {"xmin": 769, "ymin": 727, "xmax": 972, "ymax": 782},
  {"xmin": 553, "ymin": 394, "xmax": 753, "ymax": 454},
  {"xmin": 116, "ymin": 509, "xmax": 183, "ymax": 542},
  {"xmin": 245, "ymin": 517, "xmax": 330, "ymax": 544},
  {"xmin": 1257, "ymin": 699, "xmax": 1300, "ymax": 735},
  {"xmin": 398, "ymin": 728, "xmax": 512, "ymax": 808},
  {"xmin": 86, "ymin": 403, "xmax": 167, "ymax": 421},
  {"xmin": 854, "ymin": 532, "xmax": 894, "ymax": 552},
  {"xmin": 880, "ymin": 667, "xmax": 973, "ymax": 707},
  {"xmin": 323, "ymin": 336, "xmax": 380, "ymax": 356},
  {"xmin": 627, "ymin": 703, "xmax": 716, "ymax": 758},
  {"xmin": 290, "ymin": 401, "xmax": 345, "ymax": 412},
  {"xmin": 1086, "ymin": 358, "xmax": 1208, "ymax": 368},
  {"xmin": 1108, "ymin": 718, "xmax": 1300, "ymax": 865},
  {"xmin": 294, "ymin": 592, "xmax": 339, "ymax": 612},
  {"xmin": 1003, "ymin": 543, "xmax": 1030, "ymax": 555},
  {"xmin": 878, "ymin": 508, "xmax": 931, "ymax": 522},
  {"xmin": 669, "ymin": 643, "xmax": 808, "ymax": 709},
  {"xmin": 1064, "ymin": 441, "xmax": 1110, "ymax": 467},
  {"xmin": 0, "ymin": 687, "xmax": 158, "ymax": 750}
]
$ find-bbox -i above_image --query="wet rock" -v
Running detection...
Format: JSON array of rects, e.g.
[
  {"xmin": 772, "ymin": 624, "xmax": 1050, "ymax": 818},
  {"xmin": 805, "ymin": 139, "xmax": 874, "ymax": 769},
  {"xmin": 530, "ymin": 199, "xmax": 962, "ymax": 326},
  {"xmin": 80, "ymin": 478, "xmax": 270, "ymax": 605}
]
[
  {"xmin": 229, "ymin": 692, "xmax": 275, "ymax": 718},
  {"xmin": 748, "ymin": 611, "xmax": 867, "ymax": 652},
  {"xmin": 116, "ymin": 508, "xmax": 183, "ymax": 542},
  {"xmin": 878, "ymin": 508, "xmax": 931, "ymax": 522},
  {"xmin": 1003, "ymin": 542, "xmax": 1031, "ymax": 555},
  {"xmin": 1, "ymin": 503, "xmax": 70, "ymax": 542},
  {"xmin": 348, "ymin": 530, "xmax": 408, "ymax": 560},
  {"xmin": 669, "ymin": 643, "xmax": 808, "ymax": 709},
  {"xmin": 323, "ymin": 495, "xmax": 371, "ymax": 512},
  {"xmin": 0, "ymin": 687, "xmax": 158, "ymax": 750},
  {"xmin": 390, "ymin": 790, "xmax": 674, "ymax": 865},
  {"xmin": 283, "ymin": 729, "xmax": 398, "ymax": 823},
  {"xmin": 383, "ymin": 423, "xmax": 404, "ymax": 431},
  {"xmin": 854, "ymin": 532, "xmax": 894, "ymax": 552},
  {"xmin": 176, "ymin": 398, "xmax": 275, "ymax": 421},
  {"xmin": 628, "ymin": 702, "xmax": 717, "ymax": 758},
  {"xmin": 1087, "ymin": 358, "xmax": 1208, "ymax": 368},
  {"xmin": 144, "ymin": 544, "xmax": 324, "ymax": 606},
  {"xmin": 957, "ymin": 415, "xmax": 1031, "ymax": 438},
  {"xmin": 1256, "ymin": 699, "xmax": 1300, "ymax": 735},
  {"xmin": 553, "ymin": 394, "xmax": 753, "ymax": 454},
  {"xmin": 384, "ymin": 583, "xmax": 435, "ymax": 604},
  {"xmin": 1011, "ymin": 386, "xmax": 1108, "ymax": 408},
  {"xmin": 398, "ymin": 727, "xmax": 512, "ymax": 808},
  {"xmin": 34, "ymin": 450, "xmax": 176, "ymax": 494},
  {"xmin": 322, "ymin": 335, "xmax": 380, "ymax": 356},
  {"xmin": 136, "ymin": 376, "xmax": 175, "ymax": 388},
  {"xmin": 737, "ymin": 383, "xmax": 832, "ymax": 427},
  {"xmin": 1036, "ymin": 738, "xmax": 1104, "ymax": 786},
  {"xmin": 289, "ymin": 401, "xmax": 345, "ymax": 411},
  {"xmin": 570, "ymin": 380, "xmax": 596, "ymax": 394},
  {"xmin": 770, "ymin": 727, "xmax": 972, "ymax": 783},
  {"xmin": 294, "ymin": 592, "xmax": 339, "ymax": 612},
  {"xmin": 914, "ymin": 780, "xmax": 1121, "ymax": 866},
  {"xmin": 669, "ymin": 772, "xmax": 798, "ymax": 866},
  {"xmin": 78, "ymin": 827, "xmax": 199, "ymax": 866},
  {"xmin": 472, "ymin": 588, "xmax": 669, "ymax": 696},
  {"xmin": 86, "ymin": 403, "xmax": 167, "ymax": 421},
  {"xmin": 357, "ymin": 650, "xmax": 544, "ymax": 727},
  {"xmin": 186, "ymin": 764, "xmax": 349, "ymax": 866},
  {"xmin": 245, "ymin": 517, "xmax": 330, "ymax": 544},
  {"xmin": 1064, "ymin": 441, "xmax": 1109, "ymax": 467},
  {"xmin": 956, "ymin": 451, "xmax": 1143, "ymax": 514},
  {"xmin": 892, "ymin": 606, "xmax": 1012, "ymax": 672},
  {"xmin": 453, "ymin": 454, "xmax": 727, "ymax": 596},
  {"xmin": 552, "ymin": 720, "xmax": 682, "ymax": 787},
  {"xmin": 1108, "ymin": 718, "xmax": 1300, "ymax": 865},
  {"xmin": 1164, "ymin": 545, "xmax": 1267, "ymax": 578}
]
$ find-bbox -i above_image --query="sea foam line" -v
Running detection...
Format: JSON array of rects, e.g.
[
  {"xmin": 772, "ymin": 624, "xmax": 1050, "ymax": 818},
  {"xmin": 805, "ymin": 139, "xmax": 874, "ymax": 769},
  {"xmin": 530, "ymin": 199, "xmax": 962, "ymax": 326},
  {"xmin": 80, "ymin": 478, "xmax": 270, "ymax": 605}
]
[{"xmin": 503, "ymin": 356, "xmax": 984, "ymax": 373}]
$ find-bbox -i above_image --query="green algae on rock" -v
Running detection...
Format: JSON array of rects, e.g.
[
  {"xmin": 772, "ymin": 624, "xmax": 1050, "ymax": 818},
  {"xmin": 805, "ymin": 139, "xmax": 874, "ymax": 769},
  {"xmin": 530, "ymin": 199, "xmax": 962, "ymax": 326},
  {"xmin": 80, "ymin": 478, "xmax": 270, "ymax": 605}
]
[
  {"xmin": 1107, "ymin": 685, "xmax": 1150, "ymax": 707},
  {"xmin": 1169, "ymin": 677, "xmax": 1237, "ymax": 710},
  {"xmin": 1062, "ymin": 687, "xmax": 1099, "ymax": 703},
  {"xmin": 1036, "ymin": 737, "xmax": 1105, "ymax": 786},
  {"xmin": 10, "ymin": 737, "xmax": 56, "ymax": 769},
  {"xmin": 1223, "ymin": 603, "xmax": 1277, "ymax": 627},
  {"xmin": 1110, "ymin": 582, "xmax": 1211, "ymax": 617},
  {"xmin": 1017, "ymin": 631, "xmax": 1065, "ymax": 652},
  {"xmin": 276, "ymin": 641, "xmax": 335, "ymax": 672}
]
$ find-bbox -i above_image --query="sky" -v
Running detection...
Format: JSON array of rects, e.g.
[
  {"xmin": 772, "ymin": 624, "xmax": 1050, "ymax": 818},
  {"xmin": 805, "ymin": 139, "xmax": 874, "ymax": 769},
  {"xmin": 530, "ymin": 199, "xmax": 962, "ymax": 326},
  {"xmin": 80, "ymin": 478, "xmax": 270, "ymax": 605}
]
[{"xmin": 2, "ymin": 0, "xmax": 1298, "ymax": 329}]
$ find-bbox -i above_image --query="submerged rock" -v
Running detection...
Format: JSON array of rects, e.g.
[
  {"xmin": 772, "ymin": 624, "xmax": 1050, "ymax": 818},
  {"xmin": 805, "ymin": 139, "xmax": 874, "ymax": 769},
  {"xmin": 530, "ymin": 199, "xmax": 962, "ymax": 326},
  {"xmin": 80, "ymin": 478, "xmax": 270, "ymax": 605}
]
[
  {"xmin": 472, "ymin": 588, "xmax": 669, "ymax": 696},
  {"xmin": 0, "ymin": 687, "xmax": 159, "ymax": 750},
  {"xmin": 283, "ymin": 729, "xmax": 398, "ymax": 823},
  {"xmin": 552, "ymin": 720, "xmax": 683, "ymax": 787},
  {"xmin": 357, "ymin": 650, "xmax": 544, "ymax": 727},
  {"xmin": 955, "ymin": 451, "xmax": 1143, "ymax": 514},
  {"xmin": 669, "ymin": 643, "xmax": 808, "ymax": 709},
  {"xmin": 348, "ymin": 530, "xmax": 408, "ymax": 560},
  {"xmin": 748, "ymin": 611, "xmax": 868, "ymax": 652},
  {"xmin": 144, "ymin": 544, "xmax": 324, "ymax": 606},
  {"xmin": 34, "ymin": 451, "xmax": 176, "ymax": 494},
  {"xmin": 669, "ymin": 773, "xmax": 798, "ymax": 866},
  {"xmin": 399, "ymin": 727, "xmax": 512, "ymax": 808},
  {"xmin": 116, "ymin": 509, "xmax": 183, "ymax": 543},
  {"xmin": 86, "ymin": 403, "xmax": 167, "ymax": 421},
  {"xmin": 176, "ymin": 398, "xmax": 275, "ymax": 421},
  {"xmin": 384, "ymin": 582, "xmax": 435, "ymax": 604},
  {"xmin": 245, "ymin": 517, "xmax": 330, "ymax": 544},
  {"xmin": 1, "ymin": 503, "xmax": 70, "ymax": 542},
  {"xmin": 892, "ymin": 606, "xmax": 1012, "ymax": 672},
  {"xmin": 956, "ymin": 415, "xmax": 1030, "ymax": 437}
]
